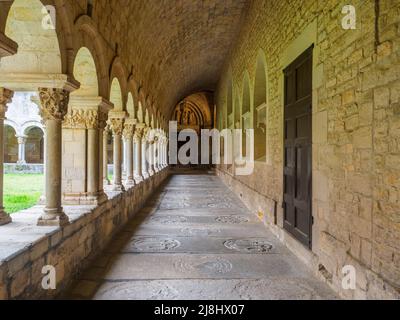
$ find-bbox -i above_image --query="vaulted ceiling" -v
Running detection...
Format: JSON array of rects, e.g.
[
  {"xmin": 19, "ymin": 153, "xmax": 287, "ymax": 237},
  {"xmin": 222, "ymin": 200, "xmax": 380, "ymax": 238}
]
[{"xmin": 93, "ymin": 0, "xmax": 249, "ymax": 116}]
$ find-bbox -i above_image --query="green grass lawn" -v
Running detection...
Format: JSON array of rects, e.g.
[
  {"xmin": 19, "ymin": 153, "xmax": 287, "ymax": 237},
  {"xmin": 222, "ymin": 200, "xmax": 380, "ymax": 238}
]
[{"xmin": 4, "ymin": 174, "xmax": 44, "ymax": 214}]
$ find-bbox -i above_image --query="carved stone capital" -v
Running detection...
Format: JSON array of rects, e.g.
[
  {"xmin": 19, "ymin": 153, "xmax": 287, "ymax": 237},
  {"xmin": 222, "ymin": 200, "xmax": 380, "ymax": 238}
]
[
  {"xmin": 39, "ymin": 88, "xmax": 69, "ymax": 121},
  {"xmin": 0, "ymin": 88, "xmax": 14, "ymax": 118},
  {"xmin": 109, "ymin": 118, "xmax": 124, "ymax": 136},
  {"xmin": 123, "ymin": 123, "xmax": 135, "ymax": 139},
  {"xmin": 133, "ymin": 128, "xmax": 144, "ymax": 143}
]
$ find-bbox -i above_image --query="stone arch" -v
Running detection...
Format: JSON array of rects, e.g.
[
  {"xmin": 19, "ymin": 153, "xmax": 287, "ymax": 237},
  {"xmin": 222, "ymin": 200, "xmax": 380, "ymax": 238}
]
[
  {"xmin": 241, "ymin": 72, "xmax": 252, "ymax": 157},
  {"xmin": 234, "ymin": 90, "xmax": 241, "ymax": 129},
  {"xmin": 72, "ymin": 47, "xmax": 98, "ymax": 97},
  {"xmin": 22, "ymin": 121, "xmax": 44, "ymax": 135},
  {"xmin": 109, "ymin": 77, "xmax": 124, "ymax": 111},
  {"xmin": 109, "ymin": 57, "xmax": 128, "ymax": 110},
  {"xmin": 4, "ymin": 119, "xmax": 20, "ymax": 136},
  {"xmin": 137, "ymin": 101, "xmax": 144, "ymax": 123},
  {"xmin": 253, "ymin": 50, "xmax": 268, "ymax": 161},
  {"xmin": 4, "ymin": 124, "xmax": 18, "ymax": 163},
  {"xmin": 226, "ymin": 72, "xmax": 233, "ymax": 128},
  {"xmin": 24, "ymin": 125, "xmax": 44, "ymax": 164},
  {"xmin": 0, "ymin": 0, "xmax": 62, "ymax": 74},
  {"xmin": 126, "ymin": 92, "xmax": 135, "ymax": 118},
  {"xmin": 73, "ymin": 15, "xmax": 109, "ymax": 98}
]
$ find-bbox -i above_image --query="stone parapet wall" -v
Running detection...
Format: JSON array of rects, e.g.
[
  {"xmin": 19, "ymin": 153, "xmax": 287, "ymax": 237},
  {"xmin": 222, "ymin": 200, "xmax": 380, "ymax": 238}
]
[
  {"xmin": 4, "ymin": 163, "xmax": 44, "ymax": 174},
  {"xmin": 0, "ymin": 168, "xmax": 170, "ymax": 299}
]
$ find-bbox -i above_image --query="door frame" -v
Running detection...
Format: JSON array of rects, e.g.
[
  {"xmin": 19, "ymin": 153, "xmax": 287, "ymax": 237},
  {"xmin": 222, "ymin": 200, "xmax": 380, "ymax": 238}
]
[
  {"xmin": 283, "ymin": 45, "xmax": 314, "ymax": 249},
  {"xmin": 279, "ymin": 19, "xmax": 322, "ymax": 251}
]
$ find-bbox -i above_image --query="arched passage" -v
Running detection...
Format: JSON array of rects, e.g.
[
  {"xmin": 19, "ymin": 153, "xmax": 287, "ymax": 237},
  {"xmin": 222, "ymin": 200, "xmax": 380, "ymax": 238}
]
[
  {"xmin": 72, "ymin": 47, "xmax": 99, "ymax": 97},
  {"xmin": 24, "ymin": 126, "xmax": 44, "ymax": 164},
  {"xmin": 241, "ymin": 74, "xmax": 251, "ymax": 157},
  {"xmin": 253, "ymin": 51, "xmax": 267, "ymax": 161},
  {"xmin": 227, "ymin": 78, "xmax": 233, "ymax": 128},
  {"xmin": 172, "ymin": 91, "xmax": 213, "ymax": 166},
  {"xmin": 0, "ymin": 0, "xmax": 65, "ymax": 223},
  {"xmin": 108, "ymin": 77, "xmax": 125, "ymax": 191},
  {"xmin": 4, "ymin": 125, "xmax": 17, "ymax": 163},
  {"xmin": 0, "ymin": 0, "xmax": 62, "ymax": 74}
]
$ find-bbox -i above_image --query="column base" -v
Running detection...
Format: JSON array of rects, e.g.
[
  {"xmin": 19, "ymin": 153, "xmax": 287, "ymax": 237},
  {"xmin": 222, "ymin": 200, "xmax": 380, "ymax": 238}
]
[
  {"xmin": 112, "ymin": 183, "xmax": 125, "ymax": 192},
  {"xmin": 0, "ymin": 210, "xmax": 12, "ymax": 226},
  {"xmin": 124, "ymin": 178, "xmax": 136, "ymax": 188},
  {"xmin": 134, "ymin": 175, "xmax": 144, "ymax": 184},
  {"xmin": 37, "ymin": 209, "xmax": 69, "ymax": 227},
  {"xmin": 148, "ymin": 169, "xmax": 155, "ymax": 176},
  {"xmin": 142, "ymin": 172, "xmax": 150, "ymax": 180},
  {"xmin": 85, "ymin": 191, "xmax": 108, "ymax": 206}
]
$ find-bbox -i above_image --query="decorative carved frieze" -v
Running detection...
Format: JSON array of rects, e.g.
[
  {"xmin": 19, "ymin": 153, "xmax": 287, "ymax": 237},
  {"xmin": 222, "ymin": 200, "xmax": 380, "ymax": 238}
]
[
  {"xmin": 38, "ymin": 88, "xmax": 69, "ymax": 121},
  {"xmin": 63, "ymin": 109, "xmax": 94, "ymax": 129}
]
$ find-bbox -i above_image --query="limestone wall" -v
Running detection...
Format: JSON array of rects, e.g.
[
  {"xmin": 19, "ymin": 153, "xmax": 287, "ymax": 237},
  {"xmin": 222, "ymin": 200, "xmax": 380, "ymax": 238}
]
[
  {"xmin": 215, "ymin": 0, "xmax": 400, "ymax": 299},
  {"xmin": 0, "ymin": 169, "xmax": 169, "ymax": 299}
]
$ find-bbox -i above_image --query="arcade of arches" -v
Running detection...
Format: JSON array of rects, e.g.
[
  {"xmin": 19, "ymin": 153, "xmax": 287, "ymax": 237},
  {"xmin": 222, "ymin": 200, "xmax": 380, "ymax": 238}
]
[{"xmin": 0, "ymin": 0, "xmax": 399, "ymax": 300}]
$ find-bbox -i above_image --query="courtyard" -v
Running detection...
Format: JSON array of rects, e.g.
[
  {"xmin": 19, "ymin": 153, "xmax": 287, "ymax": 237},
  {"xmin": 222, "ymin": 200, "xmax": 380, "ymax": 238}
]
[{"xmin": 3, "ymin": 174, "xmax": 43, "ymax": 213}]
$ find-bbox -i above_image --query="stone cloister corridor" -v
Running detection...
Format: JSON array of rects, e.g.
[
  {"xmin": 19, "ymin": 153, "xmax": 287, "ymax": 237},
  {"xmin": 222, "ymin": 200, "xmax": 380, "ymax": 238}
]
[
  {"xmin": 0, "ymin": 0, "xmax": 399, "ymax": 302},
  {"xmin": 67, "ymin": 171, "xmax": 336, "ymax": 300}
]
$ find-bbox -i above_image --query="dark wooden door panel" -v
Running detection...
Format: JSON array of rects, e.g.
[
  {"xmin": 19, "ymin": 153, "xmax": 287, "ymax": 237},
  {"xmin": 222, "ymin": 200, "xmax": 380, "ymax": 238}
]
[{"xmin": 283, "ymin": 45, "xmax": 313, "ymax": 248}]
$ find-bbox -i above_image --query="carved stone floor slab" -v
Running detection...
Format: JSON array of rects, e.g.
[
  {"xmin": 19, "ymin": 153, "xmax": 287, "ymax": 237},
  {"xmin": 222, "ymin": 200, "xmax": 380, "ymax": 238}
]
[
  {"xmin": 90, "ymin": 278, "xmax": 337, "ymax": 300},
  {"xmin": 66, "ymin": 171, "xmax": 336, "ymax": 300}
]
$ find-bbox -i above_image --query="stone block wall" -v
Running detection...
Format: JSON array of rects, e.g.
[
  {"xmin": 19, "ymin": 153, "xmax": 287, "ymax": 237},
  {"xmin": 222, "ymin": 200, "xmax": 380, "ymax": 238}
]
[
  {"xmin": 215, "ymin": 0, "xmax": 400, "ymax": 299},
  {"xmin": 0, "ymin": 169, "xmax": 169, "ymax": 299}
]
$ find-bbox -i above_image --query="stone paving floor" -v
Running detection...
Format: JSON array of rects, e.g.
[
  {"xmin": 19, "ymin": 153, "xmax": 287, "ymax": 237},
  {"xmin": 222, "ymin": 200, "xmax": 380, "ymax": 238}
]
[{"xmin": 67, "ymin": 171, "xmax": 337, "ymax": 300}]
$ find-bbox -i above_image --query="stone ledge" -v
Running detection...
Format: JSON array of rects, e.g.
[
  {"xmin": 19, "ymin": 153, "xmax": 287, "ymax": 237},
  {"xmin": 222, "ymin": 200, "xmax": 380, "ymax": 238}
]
[{"xmin": 0, "ymin": 167, "xmax": 170, "ymax": 299}]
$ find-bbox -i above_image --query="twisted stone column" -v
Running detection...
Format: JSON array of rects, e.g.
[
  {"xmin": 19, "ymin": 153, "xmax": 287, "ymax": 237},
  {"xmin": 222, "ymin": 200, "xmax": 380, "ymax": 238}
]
[
  {"xmin": 133, "ymin": 128, "xmax": 143, "ymax": 183},
  {"xmin": 37, "ymin": 88, "xmax": 69, "ymax": 226},
  {"xmin": 123, "ymin": 121, "xmax": 135, "ymax": 186},
  {"xmin": 110, "ymin": 117, "xmax": 125, "ymax": 192},
  {"xmin": 0, "ymin": 88, "xmax": 13, "ymax": 225}
]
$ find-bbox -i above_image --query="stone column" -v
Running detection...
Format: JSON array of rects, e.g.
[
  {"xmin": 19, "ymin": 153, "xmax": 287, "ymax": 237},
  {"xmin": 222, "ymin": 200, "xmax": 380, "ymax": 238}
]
[
  {"xmin": 122, "ymin": 138, "xmax": 127, "ymax": 177},
  {"xmin": 37, "ymin": 88, "xmax": 69, "ymax": 226},
  {"xmin": 0, "ymin": 88, "xmax": 13, "ymax": 225},
  {"xmin": 161, "ymin": 139, "xmax": 166, "ymax": 168},
  {"xmin": 154, "ymin": 138, "xmax": 160, "ymax": 172},
  {"xmin": 164, "ymin": 138, "xmax": 168, "ymax": 167},
  {"xmin": 110, "ymin": 117, "xmax": 125, "ymax": 192},
  {"xmin": 148, "ymin": 139, "xmax": 155, "ymax": 176},
  {"xmin": 142, "ymin": 132, "xmax": 149, "ymax": 179},
  {"xmin": 16, "ymin": 136, "xmax": 27, "ymax": 165},
  {"xmin": 86, "ymin": 108, "xmax": 108, "ymax": 205},
  {"xmin": 123, "ymin": 120, "xmax": 135, "ymax": 186},
  {"xmin": 159, "ymin": 140, "xmax": 164, "ymax": 168},
  {"xmin": 103, "ymin": 126, "xmax": 110, "ymax": 186},
  {"xmin": 133, "ymin": 128, "xmax": 143, "ymax": 183},
  {"xmin": 98, "ymin": 108, "xmax": 111, "ymax": 196}
]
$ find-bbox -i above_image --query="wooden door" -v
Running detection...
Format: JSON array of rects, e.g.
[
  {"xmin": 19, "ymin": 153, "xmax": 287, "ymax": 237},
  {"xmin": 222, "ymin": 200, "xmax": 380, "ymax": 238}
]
[{"xmin": 283, "ymin": 46, "xmax": 313, "ymax": 248}]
